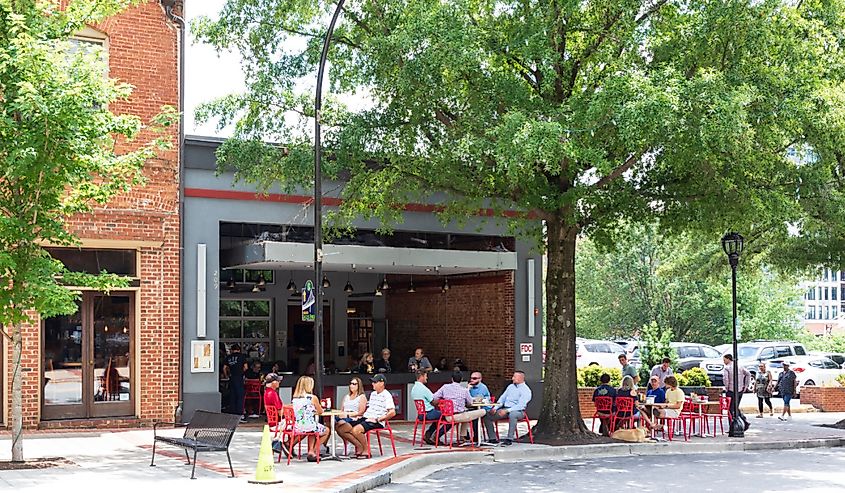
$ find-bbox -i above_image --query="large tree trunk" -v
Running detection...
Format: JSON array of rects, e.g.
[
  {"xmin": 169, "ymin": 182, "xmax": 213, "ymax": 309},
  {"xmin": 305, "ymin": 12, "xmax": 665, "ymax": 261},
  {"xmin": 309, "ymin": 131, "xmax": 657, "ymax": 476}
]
[
  {"xmin": 533, "ymin": 219, "xmax": 593, "ymax": 439},
  {"xmin": 11, "ymin": 322, "xmax": 24, "ymax": 461}
]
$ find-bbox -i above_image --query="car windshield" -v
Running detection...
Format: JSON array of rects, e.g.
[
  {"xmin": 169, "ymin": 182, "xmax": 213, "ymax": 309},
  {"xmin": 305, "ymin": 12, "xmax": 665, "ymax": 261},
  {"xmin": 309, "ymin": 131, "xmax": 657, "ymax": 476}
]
[{"xmin": 737, "ymin": 346, "xmax": 758, "ymax": 359}]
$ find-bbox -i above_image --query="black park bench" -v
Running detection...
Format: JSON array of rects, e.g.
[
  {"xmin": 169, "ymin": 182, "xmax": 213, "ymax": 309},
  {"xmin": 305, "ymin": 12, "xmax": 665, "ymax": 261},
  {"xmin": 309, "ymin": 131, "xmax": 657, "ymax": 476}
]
[{"xmin": 150, "ymin": 410, "xmax": 240, "ymax": 479}]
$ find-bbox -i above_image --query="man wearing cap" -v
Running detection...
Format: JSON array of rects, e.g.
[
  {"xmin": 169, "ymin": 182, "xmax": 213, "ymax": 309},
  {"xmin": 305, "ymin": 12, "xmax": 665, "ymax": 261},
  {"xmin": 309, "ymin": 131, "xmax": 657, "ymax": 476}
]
[
  {"xmin": 264, "ymin": 373, "xmax": 290, "ymax": 456},
  {"xmin": 348, "ymin": 374, "xmax": 396, "ymax": 457},
  {"xmin": 776, "ymin": 361, "xmax": 798, "ymax": 421}
]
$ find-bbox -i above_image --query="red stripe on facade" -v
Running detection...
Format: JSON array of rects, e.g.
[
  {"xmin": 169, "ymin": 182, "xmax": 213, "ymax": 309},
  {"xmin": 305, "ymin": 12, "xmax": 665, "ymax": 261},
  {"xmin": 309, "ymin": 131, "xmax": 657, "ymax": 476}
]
[{"xmin": 184, "ymin": 188, "xmax": 529, "ymax": 219}]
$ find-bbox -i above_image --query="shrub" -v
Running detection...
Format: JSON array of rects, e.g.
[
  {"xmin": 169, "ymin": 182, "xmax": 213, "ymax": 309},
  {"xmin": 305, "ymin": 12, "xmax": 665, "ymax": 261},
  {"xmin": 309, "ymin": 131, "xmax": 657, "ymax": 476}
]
[
  {"xmin": 578, "ymin": 366, "xmax": 622, "ymax": 387},
  {"xmin": 677, "ymin": 367, "xmax": 712, "ymax": 387},
  {"xmin": 836, "ymin": 374, "xmax": 845, "ymax": 387}
]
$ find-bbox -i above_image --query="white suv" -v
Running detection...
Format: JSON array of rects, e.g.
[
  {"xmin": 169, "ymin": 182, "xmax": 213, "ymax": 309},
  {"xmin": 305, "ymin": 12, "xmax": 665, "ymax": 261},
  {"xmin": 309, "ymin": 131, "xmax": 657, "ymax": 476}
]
[
  {"xmin": 698, "ymin": 341, "xmax": 808, "ymax": 386},
  {"xmin": 576, "ymin": 338, "xmax": 628, "ymax": 368}
]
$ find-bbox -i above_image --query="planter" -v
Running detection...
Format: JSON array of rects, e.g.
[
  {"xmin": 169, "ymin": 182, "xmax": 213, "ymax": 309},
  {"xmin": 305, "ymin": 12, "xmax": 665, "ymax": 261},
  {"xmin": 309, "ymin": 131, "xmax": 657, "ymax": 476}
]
[{"xmin": 799, "ymin": 386, "xmax": 845, "ymax": 412}]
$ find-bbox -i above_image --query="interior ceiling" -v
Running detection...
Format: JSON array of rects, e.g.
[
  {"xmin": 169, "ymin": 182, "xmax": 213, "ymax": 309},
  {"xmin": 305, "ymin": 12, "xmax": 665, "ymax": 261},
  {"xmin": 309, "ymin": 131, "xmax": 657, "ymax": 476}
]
[{"xmin": 223, "ymin": 261, "xmax": 495, "ymax": 276}]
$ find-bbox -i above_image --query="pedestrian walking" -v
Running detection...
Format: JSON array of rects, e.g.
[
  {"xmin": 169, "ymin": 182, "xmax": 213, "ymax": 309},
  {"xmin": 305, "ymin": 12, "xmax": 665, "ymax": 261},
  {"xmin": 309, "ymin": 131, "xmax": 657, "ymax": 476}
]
[
  {"xmin": 722, "ymin": 353, "xmax": 751, "ymax": 431},
  {"xmin": 755, "ymin": 362, "xmax": 774, "ymax": 418},
  {"xmin": 776, "ymin": 361, "xmax": 798, "ymax": 421}
]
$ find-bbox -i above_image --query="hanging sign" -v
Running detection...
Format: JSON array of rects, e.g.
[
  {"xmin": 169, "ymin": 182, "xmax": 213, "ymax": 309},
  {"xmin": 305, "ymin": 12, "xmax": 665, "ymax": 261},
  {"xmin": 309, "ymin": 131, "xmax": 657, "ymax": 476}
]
[{"xmin": 302, "ymin": 280, "xmax": 316, "ymax": 322}]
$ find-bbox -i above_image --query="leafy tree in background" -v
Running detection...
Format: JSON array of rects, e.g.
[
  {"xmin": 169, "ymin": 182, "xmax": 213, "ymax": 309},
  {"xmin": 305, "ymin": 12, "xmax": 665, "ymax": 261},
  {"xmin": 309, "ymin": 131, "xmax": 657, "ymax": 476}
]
[
  {"xmin": 194, "ymin": 0, "xmax": 845, "ymax": 440},
  {"xmin": 0, "ymin": 0, "xmax": 174, "ymax": 461},
  {"xmin": 576, "ymin": 223, "xmax": 804, "ymax": 345},
  {"xmin": 637, "ymin": 321, "xmax": 677, "ymax": 382}
]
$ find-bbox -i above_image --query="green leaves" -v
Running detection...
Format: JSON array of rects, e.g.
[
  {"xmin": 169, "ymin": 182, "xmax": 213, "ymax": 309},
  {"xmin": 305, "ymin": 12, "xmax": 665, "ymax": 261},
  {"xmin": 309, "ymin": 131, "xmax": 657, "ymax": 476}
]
[{"xmin": 0, "ymin": 1, "xmax": 172, "ymax": 327}]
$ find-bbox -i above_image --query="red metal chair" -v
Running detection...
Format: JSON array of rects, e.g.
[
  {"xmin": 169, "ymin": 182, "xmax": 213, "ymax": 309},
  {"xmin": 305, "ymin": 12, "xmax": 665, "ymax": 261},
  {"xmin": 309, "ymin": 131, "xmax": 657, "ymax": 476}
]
[
  {"xmin": 434, "ymin": 400, "xmax": 459, "ymax": 449},
  {"xmin": 611, "ymin": 397, "xmax": 638, "ymax": 433},
  {"xmin": 704, "ymin": 396, "xmax": 731, "ymax": 435},
  {"xmin": 680, "ymin": 399, "xmax": 704, "ymax": 436},
  {"xmin": 491, "ymin": 397, "xmax": 535, "ymax": 444},
  {"xmin": 243, "ymin": 379, "xmax": 263, "ymax": 416},
  {"xmin": 279, "ymin": 406, "xmax": 322, "ymax": 464},
  {"xmin": 412, "ymin": 399, "xmax": 428, "ymax": 446},
  {"xmin": 656, "ymin": 404, "xmax": 689, "ymax": 442},
  {"xmin": 266, "ymin": 405, "xmax": 281, "ymax": 438},
  {"xmin": 365, "ymin": 417, "xmax": 397, "ymax": 458},
  {"xmin": 591, "ymin": 396, "xmax": 614, "ymax": 433}
]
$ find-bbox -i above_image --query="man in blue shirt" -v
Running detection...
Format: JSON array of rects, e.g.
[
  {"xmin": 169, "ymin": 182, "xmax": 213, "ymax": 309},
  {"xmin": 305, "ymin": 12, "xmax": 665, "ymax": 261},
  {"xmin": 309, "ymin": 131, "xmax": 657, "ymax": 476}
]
[
  {"xmin": 468, "ymin": 371, "xmax": 491, "ymax": 439},
  {"xmin": 410, "ymin": 370, "xmax": 440, "ymax": 444},
  {"xmin": 483, "ymin": 370, "xmax": 532, "ymax": 446},
  {"xmin": 592, "ymin": 373, "xmax": 617, "ymax": 436}
]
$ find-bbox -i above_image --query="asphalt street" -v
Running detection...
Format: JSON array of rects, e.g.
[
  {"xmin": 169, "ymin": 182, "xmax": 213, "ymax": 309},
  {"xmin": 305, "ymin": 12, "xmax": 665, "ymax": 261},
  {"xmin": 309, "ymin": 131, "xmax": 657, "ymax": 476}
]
[{"xmin": 376, "ymin": 448, "xmax": 845, "ymax": 493}]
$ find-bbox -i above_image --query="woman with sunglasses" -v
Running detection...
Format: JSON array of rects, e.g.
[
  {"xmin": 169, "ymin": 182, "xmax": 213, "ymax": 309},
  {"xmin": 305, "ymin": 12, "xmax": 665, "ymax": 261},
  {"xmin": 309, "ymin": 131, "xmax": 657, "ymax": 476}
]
[{"xmin": 335, "ymin": 377, "xmax": 368, "ymax": 457}]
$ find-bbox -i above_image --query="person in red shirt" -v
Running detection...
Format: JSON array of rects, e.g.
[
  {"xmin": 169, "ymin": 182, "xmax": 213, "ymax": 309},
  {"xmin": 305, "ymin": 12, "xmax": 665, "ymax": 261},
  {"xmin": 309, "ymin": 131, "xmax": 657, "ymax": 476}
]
[{"xmin": 264, "ymin": 373, "xmax": 284, "ymax": 410}]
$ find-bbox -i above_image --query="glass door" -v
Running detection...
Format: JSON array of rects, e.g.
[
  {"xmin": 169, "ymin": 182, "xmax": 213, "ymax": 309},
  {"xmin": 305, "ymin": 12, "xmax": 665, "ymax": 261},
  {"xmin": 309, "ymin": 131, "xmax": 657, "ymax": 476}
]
[{"xmin": 42, "ymin": 292, "xmax": 134, "ymax": 420}]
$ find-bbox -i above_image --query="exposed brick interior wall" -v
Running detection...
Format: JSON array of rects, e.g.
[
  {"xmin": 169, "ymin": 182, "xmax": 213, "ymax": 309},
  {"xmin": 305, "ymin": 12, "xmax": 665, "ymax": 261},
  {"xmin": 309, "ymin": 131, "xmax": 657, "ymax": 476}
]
[
  {"xmin": 4, "ymin": 1, "xmax": 180, "ymax": 429},
  {"xmin": 386, "ymin": 272, "xmax": 515, "ymax": 396}
]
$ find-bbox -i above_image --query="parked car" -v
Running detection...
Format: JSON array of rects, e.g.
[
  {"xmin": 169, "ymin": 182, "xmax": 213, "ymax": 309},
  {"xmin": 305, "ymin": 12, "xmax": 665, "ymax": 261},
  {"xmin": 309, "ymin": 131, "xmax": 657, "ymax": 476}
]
[
  {"xmin": 809, "ymin": 351, "xmax": 845, "ymax": 368},
  {"xmin": 767, "ymin": 356, "xmax": 845, "ymax": 395},
  {"xmin": 576, "ymin": 338, "xmax": 628, "ymax": 368},
  {"xmin": 671, "ymin": 342, "xmax": 723, "ymax": 371},
  {"xmin": 699, "ymin": 340, "xmax": 808, "ymax": 386},
  {"xmin": 614, "ymin": 339, "xmax": 640, "ymax": 357}
]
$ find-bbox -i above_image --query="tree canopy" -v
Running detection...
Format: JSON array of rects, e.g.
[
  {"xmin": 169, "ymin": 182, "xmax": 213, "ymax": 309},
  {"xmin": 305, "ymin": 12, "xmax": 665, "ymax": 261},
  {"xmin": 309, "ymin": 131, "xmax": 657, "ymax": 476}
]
[
  {"xmin": 0, "ymin": 0, "xmax": 174, "ymax": 460},
  {"xmin": 195, "ymin": 0, "xmax": 845, "ymax": 440}
]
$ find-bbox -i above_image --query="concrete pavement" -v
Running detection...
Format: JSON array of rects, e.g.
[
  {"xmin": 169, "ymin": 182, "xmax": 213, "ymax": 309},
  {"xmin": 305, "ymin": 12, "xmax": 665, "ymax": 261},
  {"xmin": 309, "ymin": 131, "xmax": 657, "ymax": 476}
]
[{"xmin": 1, "ymin": 412, "xmax": 844, "ymax": 492}]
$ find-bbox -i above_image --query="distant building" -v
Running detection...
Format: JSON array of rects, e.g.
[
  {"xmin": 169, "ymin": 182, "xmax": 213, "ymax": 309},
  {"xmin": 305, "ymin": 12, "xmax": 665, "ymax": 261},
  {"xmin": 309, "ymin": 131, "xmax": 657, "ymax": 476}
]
[{"xmin": 801, "ymin": 268, "xmax": 844, "ymax": 335}]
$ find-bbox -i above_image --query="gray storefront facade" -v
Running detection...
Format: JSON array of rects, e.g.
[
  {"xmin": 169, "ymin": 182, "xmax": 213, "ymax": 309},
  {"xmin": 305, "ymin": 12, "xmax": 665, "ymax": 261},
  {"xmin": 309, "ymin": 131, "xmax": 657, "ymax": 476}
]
[{"xmin": 181, "ymin": 136, "xmax": 544, "ymax": 421}]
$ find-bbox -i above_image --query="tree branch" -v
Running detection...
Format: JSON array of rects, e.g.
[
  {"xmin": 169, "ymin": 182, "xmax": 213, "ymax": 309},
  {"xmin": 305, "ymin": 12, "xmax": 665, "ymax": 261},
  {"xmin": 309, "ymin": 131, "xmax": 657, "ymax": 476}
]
[
  {"xmin": 592, "ymin": 152, "xmax": 642, "ymax": 190},
  {"xmin": 635, "ymin": 0, "xmax": 670, "ymax": 25},
  {"xmin": 565, "ymin": 9, "xmax": 624, "ymax": 99}
]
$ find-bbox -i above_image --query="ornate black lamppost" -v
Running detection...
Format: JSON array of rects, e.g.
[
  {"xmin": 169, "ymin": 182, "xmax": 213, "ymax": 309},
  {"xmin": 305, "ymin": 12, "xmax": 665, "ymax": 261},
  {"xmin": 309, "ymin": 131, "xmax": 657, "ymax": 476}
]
[{"xmin": 722, "ymin": 231, "xmax": 745, "ymax": 438}]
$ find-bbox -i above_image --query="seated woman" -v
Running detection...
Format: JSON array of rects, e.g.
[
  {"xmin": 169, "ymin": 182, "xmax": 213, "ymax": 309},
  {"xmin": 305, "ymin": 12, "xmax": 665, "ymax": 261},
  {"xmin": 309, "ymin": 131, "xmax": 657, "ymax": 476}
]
[
  {"xmin": 291, "ymin": 376, "xmax": 331, "ymax": 462},
  {"xmin": 354, "ymin": 353, "xmax": 375, "ymax": 374},
  {"xmin": 335, "ymin": 377, "xmax": 368, "ymax": 454},
  {"xmin": 654, "ymin": 375, "xmax": 685, "ymax": 428},
  {"xmin": 616, "ymin": 375, "xmax": 652, "ymax": 429}
]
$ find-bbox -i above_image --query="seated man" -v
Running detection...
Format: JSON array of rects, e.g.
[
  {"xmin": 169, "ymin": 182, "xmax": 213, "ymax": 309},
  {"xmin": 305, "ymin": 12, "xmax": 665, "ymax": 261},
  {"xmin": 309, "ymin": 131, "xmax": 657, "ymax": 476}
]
[
  {"xmin": 375, "ymin": 348, "xmax": 393, "ymax": 373},
  {"xmin": 482, "ymin": 370, "xmax": 532, "ymax": 446},
  {"xmin": 654, "ymin": 375, "xmax": 685, "ymax": 430},
  {"xmin": 410, "ymin": 370, "xmax": 440, "ymax": 444},
  {"xmin": 592, "ymin": 373, "xmax": 617, "ymax": 436},
  {"xmin": 432, "ymin": 371, "xmax": 486, "ymax": 444},
  {"xmin": 347, "ymin": 374, "xmax": 397, "ymax": 457},
  {"xmin": 468, "ymin": 371, "xmax": 491, "ymax": 438},
  {"xmin": 407, "ymin": 347, "xmax": 433, "ymax": 372}
]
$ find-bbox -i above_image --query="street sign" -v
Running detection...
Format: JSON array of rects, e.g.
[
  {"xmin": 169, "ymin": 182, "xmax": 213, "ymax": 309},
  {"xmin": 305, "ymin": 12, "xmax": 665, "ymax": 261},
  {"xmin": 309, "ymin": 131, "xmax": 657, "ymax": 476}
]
[
  {"xmin": 520, "ymin": 343, "xmax": 533, "ymax": 355},
  {"xmin": 302, "ymin": 280, "xmax": 315, "ymax": 322}
]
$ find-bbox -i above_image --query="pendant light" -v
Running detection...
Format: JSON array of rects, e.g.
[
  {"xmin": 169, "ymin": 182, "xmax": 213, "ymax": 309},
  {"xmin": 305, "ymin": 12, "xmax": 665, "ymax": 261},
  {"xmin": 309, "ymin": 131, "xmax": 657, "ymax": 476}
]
[
  {"xmin": 374, "ymin": 281, "xmax": 383, "ymax": 297},
  {"xmin": 286, "ymin": 273, "xmax": 297, "ymax": 292},
  {"xmin": 379, "ymin": 275, "xmax": 389, "ymax": 291},
  {"xmin": 344, "ymin": 274, "xmax": 354, "ymax": 294},
  {"xmin": 322, "ymin": 274, "xmax": 331, "ymax": 288},
  {"xmin": 226, "ymin": 275, "xmax": 236, "ymax": 291},
  {"xmin": 407, "ymin": 275, "xmax": 416, "ymax": 293},
  {"xmin": 256, "ymin": 273, "xmax": 266, "ymax": 287},
  {"xmin": 442, "ymin": 277, "xmax": 450, "ymax": 292}
]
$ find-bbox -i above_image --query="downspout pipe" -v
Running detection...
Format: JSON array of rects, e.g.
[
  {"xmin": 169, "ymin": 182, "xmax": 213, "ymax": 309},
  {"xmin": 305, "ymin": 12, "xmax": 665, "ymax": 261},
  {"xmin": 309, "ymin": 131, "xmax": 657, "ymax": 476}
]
[{"xmin": 161, "ymin": 0, "xmax": 186, "ymax": 423}]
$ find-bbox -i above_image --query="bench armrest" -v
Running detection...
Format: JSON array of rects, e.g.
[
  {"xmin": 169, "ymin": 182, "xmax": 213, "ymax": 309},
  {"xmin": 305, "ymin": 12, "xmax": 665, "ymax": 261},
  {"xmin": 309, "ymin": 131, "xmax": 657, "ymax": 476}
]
[{"xmin": 153, "ymin": 420, "xmax": 188, "ymax": 435}]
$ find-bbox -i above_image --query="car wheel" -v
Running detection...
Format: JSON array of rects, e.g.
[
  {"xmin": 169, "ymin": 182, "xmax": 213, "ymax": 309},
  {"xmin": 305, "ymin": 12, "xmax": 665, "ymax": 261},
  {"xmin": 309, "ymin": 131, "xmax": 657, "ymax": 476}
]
[
  {"xmin": 589, "ymin": 362, "xmax": 599, "ymax": 366},
  {"xmin": 804, "ymin": 379, "xmax": 816, "ymax": 386}
]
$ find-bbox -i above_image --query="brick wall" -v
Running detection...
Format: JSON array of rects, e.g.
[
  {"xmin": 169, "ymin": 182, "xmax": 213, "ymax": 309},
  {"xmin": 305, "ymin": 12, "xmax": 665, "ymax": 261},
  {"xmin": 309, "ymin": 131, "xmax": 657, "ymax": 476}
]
[
  {"xmin": 801, "ymin": 387, "xmax": 845, "ymax": 412},
  {"xmin": 4, "ymin": 1, "xmax": 180, "ymax": 429},
  {"xmin": 385, "ymin": 272, "xmax": 515, "ymax": 396}
]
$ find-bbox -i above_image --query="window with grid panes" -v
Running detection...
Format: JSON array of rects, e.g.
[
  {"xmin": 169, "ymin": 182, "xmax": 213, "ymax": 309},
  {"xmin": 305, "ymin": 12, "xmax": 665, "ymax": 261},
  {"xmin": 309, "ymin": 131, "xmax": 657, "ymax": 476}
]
[{"xmin": 219, "ymin": 299, "xmax": 272, "ymax": 362}]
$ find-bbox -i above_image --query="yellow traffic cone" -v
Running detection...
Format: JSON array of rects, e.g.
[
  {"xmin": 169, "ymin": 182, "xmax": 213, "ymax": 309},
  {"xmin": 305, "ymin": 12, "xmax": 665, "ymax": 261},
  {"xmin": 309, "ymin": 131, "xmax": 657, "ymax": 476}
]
[{"xmin": 248, "ymin": 425, "xmax": 284, "ymax": 484}]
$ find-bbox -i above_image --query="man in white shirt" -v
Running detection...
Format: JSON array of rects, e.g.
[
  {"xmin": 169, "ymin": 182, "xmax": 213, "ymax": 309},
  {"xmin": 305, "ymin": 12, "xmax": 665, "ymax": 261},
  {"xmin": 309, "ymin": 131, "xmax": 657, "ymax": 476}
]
[{"xmin": 348, "ymin": 374, "xmax": 396, "ymax": 457}]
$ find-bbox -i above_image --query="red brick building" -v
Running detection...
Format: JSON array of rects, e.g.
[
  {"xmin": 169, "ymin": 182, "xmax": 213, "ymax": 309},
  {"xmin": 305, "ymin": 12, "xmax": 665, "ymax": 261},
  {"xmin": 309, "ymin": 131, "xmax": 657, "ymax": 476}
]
[{"xmin": 1, "ymin": 1, "xmax": 181, "ymax": 429}]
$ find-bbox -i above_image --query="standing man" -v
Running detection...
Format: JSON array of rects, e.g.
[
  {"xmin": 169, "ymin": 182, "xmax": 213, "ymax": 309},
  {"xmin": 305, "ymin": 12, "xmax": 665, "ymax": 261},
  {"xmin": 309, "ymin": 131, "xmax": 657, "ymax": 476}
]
[
  {"xmin": 619, "ymin": 354, "xmax": 639, "ymax": 386},
  {"xmin": 776, "ymin": 361, "xmax": 798, "ymax": 421},
  {"xmin": 482, "ymin": 370, "xmax": 532, "ymax": 446},
  {"xmin": 722, "ymin": 353, "xmax": 752, "ymax": 431},
  {"xmin": 650, "ymin": 357, "xmax": 674, "ymax": 387},
  {"xmin": 224, "ymin": 344, "xmax": 247, "ymax": 422},
  {"xmin": 410, "ymin": 370, "xmax": 441, "ymax": 444},
  {"xmin": 375, "ymin": 348, "xmax": 393, "ymax": 373}
]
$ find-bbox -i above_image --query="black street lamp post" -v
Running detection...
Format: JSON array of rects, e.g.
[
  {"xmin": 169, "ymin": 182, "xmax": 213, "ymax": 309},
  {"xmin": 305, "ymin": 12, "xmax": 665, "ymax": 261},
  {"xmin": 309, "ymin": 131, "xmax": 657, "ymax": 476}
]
[
  {"xmin": 722, "ymin": 231, "xmax": 745, "ymax": 438},
  {"xmin": 313, "ymin": 0, "xmax": 347, "ymax": 395}
]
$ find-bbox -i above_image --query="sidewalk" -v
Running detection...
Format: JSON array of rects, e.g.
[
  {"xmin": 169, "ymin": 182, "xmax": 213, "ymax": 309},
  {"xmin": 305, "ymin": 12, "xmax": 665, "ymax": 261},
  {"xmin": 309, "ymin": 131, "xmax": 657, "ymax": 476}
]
[{"xmin": 2, "ymin": 412, "xmax": 844, "ymax": 493}]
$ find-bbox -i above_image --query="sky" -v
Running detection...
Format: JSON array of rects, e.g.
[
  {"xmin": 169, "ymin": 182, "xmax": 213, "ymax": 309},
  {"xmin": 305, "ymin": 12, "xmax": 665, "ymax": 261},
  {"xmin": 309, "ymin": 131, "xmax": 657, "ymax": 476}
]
[{"xmin": 184, "ymin": 0, "xmax": 243, "ymax": 138}]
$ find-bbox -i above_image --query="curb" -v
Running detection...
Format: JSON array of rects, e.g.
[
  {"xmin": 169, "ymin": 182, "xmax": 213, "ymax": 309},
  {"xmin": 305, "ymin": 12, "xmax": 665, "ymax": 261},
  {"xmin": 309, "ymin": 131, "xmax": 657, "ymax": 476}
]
[
  {"xmin": 491, "ymin": 436, "xmax": 845, "ymax": 462},
  {"xmin": 329, "ymin": 451, "xmax": 492, "ymax": 493},
  {"xmin": 333, "ymin": 437, "xmax": 845, "ymax": 493}
]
